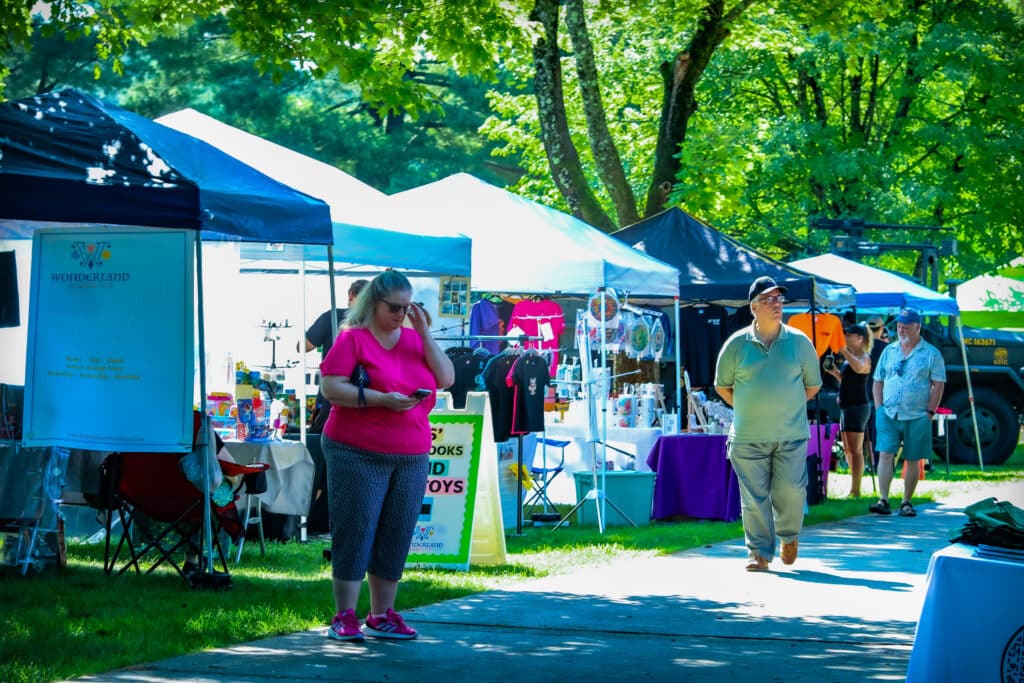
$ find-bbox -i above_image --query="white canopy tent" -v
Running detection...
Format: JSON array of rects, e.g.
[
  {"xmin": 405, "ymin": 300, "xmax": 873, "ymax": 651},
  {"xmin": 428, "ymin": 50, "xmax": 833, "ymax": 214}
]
[
  {"xmin": 388, "ymin": 174, "xmax": 681, "ymax": 532},
  {"xmin": 387, "ymin": 173, "xmax": 680, "ymax": 298},
  {"xmin": 156, "ymin": 109, "xmax": 471, "ymax": 277}
]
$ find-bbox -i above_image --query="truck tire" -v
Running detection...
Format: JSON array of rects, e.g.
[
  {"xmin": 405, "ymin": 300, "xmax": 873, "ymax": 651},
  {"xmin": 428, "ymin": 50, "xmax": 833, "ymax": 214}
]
[{"xmin": 936, "ymin": 388, "xmax": 1018, "ymax": 466}]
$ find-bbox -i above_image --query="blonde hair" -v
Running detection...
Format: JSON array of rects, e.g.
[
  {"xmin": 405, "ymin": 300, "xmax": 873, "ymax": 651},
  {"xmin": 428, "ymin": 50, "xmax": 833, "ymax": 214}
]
[{"xmin": 343, "ymin": 270, "xmax": 414, "ymax": 329}]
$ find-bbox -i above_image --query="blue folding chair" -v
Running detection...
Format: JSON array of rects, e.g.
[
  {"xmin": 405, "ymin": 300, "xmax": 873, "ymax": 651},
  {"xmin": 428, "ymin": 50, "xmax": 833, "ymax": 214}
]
[{"xmin": 524, "ymin": 437, "xmax": 569, "ymax": 520}]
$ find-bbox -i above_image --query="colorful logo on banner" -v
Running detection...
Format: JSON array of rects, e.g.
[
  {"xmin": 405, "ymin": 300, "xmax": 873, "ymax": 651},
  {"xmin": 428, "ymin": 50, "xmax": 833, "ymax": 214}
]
[
  {"xmin": 407, "ymin": 413, "xmax": 483, "ymax": 568},
  {"xmin": 71, "ymin": 242, "xmax": 111, "ymax": 270}
]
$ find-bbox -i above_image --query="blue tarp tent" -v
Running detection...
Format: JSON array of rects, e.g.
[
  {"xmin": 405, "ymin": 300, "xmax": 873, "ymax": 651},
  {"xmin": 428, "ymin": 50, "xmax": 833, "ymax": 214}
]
[
  {"xmin": 611, "ymin": 208, "xmax": 855, "ymax": 308},
  {"xmin": 156, "ymin": 109, "xmax": 471, "ymax": 276},
  {"xmin": 789, "ymin": 253, "xmax": 959, "ymax": 315}
]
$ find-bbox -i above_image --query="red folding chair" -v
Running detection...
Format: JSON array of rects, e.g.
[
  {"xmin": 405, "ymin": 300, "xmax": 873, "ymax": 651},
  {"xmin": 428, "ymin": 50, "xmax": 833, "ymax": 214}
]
[{"xmin": 101, "ymin": 412, "xmax": 269, "ymax": 588}]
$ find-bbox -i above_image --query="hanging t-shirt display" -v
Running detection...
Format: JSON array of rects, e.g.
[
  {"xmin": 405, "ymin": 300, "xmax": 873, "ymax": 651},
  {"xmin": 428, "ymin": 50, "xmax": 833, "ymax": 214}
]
[
  {"xmin": 509, "ymin": 298, "xmax": 565, "ymax": 375},
  {"xmin": 506, "ymin": 353, "xmax": 550, "ymax": 434},
  {"xmin": 447, "ymin": 347, "xmax": 490, "ymax": 409},
  {"xmin": 482, "ymin": 352, "xmax": 518, "ymax": 442},
  {"xmin": 679, "ymin": 304, "xmax": 729, "ymax": 387},
  {"xmin": 468, "ymin": 299, "xmax": 502, "ymax": 355},
  {"xmin": 788, "ymin": 312, "xmax": 846, "ymax": 356}
]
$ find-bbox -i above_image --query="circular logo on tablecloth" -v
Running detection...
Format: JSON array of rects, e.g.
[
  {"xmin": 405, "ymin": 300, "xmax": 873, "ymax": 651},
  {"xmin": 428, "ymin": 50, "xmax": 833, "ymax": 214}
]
[{"xmin": 1002, "ymin": 624, "xmax": 1024, "ymax": 682}]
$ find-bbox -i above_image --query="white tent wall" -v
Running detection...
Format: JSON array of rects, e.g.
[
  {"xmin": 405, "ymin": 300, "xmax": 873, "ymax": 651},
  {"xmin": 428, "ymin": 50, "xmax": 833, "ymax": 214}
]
[{"xmin": 0, "ymin": 240, "xmax": 31, "ymax": 384}]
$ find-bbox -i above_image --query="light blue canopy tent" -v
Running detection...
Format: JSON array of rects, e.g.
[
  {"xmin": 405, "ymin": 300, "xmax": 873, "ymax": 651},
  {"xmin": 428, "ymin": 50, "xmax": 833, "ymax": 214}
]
[{"xmin": 789, "ymin": 253, "xmax": 959, "ymax": 315}]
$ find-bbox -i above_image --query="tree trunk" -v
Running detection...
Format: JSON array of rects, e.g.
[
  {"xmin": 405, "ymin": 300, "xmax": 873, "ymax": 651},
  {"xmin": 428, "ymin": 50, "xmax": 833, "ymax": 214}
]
[
  {"xmin": 644, "ymin": 0, "xmax": 746, "ymax": 216},
  {"xmin": 530, "ymin": 0, "xmax": 615, "ymax": 231},
  {"xmin": 564, "ymin": 0, "xmax": 639, "ymax": 227}
]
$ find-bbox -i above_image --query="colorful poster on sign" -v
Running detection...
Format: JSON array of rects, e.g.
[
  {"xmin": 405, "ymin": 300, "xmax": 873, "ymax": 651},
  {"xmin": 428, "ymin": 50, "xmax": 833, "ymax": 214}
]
[
  {"xmin": 438, "ymin": 275, "xmax": 470, "ymax": 318},
  {"xmin": 22, "ymin": 227, "xmax": 194, "ymax": 451},
  {"xmin": 407, "ymin": 412, "xmax": 483, "ymax": 569}
]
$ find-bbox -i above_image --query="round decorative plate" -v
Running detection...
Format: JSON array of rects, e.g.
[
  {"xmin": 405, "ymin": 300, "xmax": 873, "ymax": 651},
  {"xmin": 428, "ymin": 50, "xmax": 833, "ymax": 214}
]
[
  {"xmin": 587, "ymin": 290, "xmax": 619, "ymax": 322},
  {"xmin": 650, "ymin": 319, "xmax": 665, "ymax": 355},
  {"xmin": 628, "ymin": 317, "xmax": 651, "ymax": 354}
]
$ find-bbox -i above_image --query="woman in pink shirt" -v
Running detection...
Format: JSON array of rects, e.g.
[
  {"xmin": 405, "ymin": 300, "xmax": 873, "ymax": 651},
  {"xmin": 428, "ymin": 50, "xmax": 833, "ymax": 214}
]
[{"xmin": 319, "ymin": 270, "xmax": 454, "ymax": 641}]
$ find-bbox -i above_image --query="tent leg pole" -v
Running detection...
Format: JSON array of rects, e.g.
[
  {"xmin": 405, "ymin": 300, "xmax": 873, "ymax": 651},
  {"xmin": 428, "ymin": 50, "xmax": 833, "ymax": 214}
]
[
  {"xmin": 195, "ymin": 234, "xmax": 215, "ymax": 574},
  {"xmin": 955, "ymin": 316, "xmax": 985, "ymax": 471}
]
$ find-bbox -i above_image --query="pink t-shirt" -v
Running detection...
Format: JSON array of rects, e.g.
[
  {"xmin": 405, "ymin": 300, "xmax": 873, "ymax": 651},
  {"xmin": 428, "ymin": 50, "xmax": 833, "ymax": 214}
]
[{"xmin": 320, "ymin": 327, "xmax": 437, "ymax": 454}]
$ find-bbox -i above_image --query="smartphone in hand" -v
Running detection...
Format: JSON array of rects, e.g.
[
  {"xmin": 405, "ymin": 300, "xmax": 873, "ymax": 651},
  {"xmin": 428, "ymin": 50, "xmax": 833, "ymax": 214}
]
[{"xmin": 409, "ymin": 388, "xmax": 433, "ymax": 399}]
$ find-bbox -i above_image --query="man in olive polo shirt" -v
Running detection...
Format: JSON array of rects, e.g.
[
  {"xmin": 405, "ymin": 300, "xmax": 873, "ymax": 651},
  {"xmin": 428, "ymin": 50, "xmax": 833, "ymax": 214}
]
[{"xmin": 715, "ymin": 276, "xmax": 822, "ymax": 572}]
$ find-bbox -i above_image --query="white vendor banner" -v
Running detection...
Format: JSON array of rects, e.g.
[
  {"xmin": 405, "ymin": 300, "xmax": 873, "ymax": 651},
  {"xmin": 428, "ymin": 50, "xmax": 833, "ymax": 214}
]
[
  {"xmin": 23, "ymin": 227, "xmax": 194, "ymax": 451},
  {"xmin": 407, "ymin": 412, "xmax": 483, "ymax": 570}
]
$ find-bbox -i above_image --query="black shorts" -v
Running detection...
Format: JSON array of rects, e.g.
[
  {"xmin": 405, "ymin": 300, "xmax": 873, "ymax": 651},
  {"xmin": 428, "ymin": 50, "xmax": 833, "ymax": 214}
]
[{"xmin": 840, "ymin": 403, "xmax": 871, "ymax": 434}]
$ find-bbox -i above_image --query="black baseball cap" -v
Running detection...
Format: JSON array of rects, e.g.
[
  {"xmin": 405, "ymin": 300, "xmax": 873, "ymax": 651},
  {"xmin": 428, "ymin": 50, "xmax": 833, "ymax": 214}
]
[{"xmin": 749, "ymin": 276, "xmax": 788, "ymax": 302}]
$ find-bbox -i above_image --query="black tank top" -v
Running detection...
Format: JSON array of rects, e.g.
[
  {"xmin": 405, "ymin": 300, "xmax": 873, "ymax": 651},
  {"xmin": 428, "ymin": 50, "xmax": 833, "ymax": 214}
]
[{"xmin": 838, "ymin": 362, "xmax": 870, "ymax": 408}]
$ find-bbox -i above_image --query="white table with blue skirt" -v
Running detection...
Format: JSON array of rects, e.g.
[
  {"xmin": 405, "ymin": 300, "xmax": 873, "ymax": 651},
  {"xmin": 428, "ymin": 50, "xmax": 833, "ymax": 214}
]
[{"xmin": 906, "ymin": 542, "xmax": 1024, "ymax": 682}]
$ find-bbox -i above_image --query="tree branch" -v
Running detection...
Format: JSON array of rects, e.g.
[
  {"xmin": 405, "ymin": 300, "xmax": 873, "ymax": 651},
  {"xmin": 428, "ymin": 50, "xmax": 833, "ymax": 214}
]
[{"xmin": 530, "ymin": 0, "xmax": 614, "ymax": 229}]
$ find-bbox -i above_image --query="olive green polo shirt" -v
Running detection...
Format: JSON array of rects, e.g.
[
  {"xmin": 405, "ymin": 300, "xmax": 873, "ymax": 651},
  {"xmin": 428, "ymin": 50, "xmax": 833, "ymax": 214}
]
[{"xmin": 714, "ymin": 323, "xmax": 822, "ymax": 443}]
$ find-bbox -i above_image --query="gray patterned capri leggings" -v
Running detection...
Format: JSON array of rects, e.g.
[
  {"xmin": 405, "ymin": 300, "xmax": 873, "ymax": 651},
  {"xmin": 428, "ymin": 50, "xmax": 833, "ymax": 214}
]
[{"xmin": 321, "ymin": 435, "xmax": 429, "ymax": 582}]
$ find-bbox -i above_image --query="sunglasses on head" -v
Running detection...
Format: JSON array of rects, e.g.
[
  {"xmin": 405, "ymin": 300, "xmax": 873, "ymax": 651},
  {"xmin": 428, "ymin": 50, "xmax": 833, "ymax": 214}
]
[{"xmin": 895, "ymin": 359, "xmax": 907, "ymax": 377}]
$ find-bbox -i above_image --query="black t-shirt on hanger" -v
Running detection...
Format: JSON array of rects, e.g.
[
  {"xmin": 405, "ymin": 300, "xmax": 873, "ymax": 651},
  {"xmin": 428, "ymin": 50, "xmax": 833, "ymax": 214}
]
[
  {"xmin": 510, "ymin": 354, "xmax": 550, "ymax": 434},
  {"xmin": 679, "ymin": 304, "xmax": 728, "ymax": 387},
  {"xmin": 483, "ymin": 353, "xmax": 517, "ymax": 443}
]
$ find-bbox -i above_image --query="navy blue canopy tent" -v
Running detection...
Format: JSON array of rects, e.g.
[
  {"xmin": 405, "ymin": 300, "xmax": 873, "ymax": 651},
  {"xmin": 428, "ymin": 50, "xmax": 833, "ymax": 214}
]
[
  {"xmin": 0, "ymin": 89, "xmax": 333, "ymax": 578},
  {"xmin": 0, "ymin": 89, "xmax": 331, "ymax": 241},
  {"xmin": 611, "ymin": 208, "xmax": 854, "ymax": 308}
]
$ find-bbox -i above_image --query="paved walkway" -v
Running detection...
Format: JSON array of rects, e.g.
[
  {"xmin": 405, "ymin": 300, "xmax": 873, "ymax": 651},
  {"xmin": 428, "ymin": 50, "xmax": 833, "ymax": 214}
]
[{"xmin": 70, "ymin": 482, "xmax": 1022, "ymax": 683}]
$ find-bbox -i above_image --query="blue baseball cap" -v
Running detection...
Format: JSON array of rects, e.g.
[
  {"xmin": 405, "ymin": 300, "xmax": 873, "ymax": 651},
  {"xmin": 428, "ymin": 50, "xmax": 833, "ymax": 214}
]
[{"xmin": 896, "ymin": 309, "xmax": 921, "ymax": 325}]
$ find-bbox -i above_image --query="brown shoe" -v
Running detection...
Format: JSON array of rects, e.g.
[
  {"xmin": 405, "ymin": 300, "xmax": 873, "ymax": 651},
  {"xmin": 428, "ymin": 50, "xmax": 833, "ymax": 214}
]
[
  {"xmin": 745, "ymin": 556, "xmax": 770, "ymax": 572},
  {"xmin": 781, "ymin": 539, "xmax": 799, "ymax": 565}
]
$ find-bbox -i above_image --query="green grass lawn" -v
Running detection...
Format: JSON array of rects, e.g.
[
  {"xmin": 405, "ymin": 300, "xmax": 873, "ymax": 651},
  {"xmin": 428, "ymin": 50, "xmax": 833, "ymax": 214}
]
[{"xmin": 2, "ymin": 445, "xmax": 1021, "ymax": 683}]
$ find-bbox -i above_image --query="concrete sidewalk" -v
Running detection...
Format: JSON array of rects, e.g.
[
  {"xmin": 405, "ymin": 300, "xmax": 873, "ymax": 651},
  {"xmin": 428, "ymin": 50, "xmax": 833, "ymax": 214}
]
[{"xmin": 69, "ymin": 487, "xmax": 1015, "ymax": 683}]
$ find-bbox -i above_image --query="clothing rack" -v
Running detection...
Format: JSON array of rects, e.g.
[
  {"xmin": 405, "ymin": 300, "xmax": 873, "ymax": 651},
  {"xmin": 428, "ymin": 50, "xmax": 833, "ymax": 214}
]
[
  {"xmin": 619, "ymin": 300, "xmax": 662, "ymax": 318},
  {"xmin": 434, "ymin": 334, "xmax": 543, "ymax": 343}
]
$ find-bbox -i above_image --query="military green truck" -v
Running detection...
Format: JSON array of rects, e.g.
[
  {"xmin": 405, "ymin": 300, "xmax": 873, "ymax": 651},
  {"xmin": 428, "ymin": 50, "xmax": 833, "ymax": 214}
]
[{"xmin": 923, "ymin": 322, "xmax": 1024, "ymax": 465}]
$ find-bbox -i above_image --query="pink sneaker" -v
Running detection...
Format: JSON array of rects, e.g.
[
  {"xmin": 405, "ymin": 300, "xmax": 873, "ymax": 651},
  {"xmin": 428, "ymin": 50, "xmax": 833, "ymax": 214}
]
[
  {"xmin": 364, "ymin": 608, "xmax": 418, "ymax": 640},
  {"xmin": 327, "ymin": 609, "xmax": 364, "ymax": 641}
]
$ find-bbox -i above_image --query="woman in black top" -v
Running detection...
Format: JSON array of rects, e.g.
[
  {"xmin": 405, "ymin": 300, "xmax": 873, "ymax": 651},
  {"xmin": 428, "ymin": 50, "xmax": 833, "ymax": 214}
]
[{"xmin": 825, "ymin": 325, "xmax": 873, "ymax": 497}]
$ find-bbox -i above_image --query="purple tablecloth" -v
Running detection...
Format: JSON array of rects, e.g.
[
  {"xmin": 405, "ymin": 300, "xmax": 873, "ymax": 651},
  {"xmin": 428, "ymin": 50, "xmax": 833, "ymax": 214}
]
[{"xmin": 646, "ymin": 434, "xmax": 741, "ymax": 522}]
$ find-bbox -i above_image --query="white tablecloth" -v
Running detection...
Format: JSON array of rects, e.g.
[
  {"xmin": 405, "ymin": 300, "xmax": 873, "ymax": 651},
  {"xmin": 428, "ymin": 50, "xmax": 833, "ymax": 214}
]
[
  {"xmin": 223, "ymin": 440, "xmax": 314, "ymax": 517},
  {"xmin": 907, "ymin": 543, "xmax": 1024, "ymax": 682},
  {"xmin": 544, "ymin": 422, "xmax": 662, "ymax": 473}
]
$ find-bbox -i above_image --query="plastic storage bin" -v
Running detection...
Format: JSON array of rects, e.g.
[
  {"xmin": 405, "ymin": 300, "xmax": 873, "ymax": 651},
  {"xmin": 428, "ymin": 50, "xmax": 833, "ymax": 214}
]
[{"xmin": 573, "ymin": 471, "xmax": 655, "ymax": 526}]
